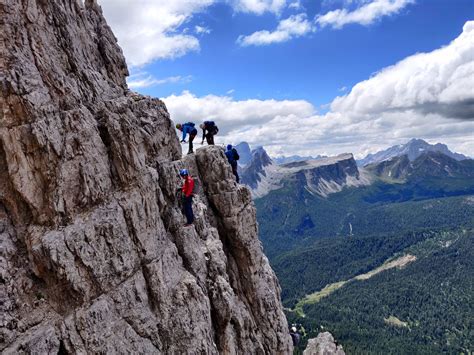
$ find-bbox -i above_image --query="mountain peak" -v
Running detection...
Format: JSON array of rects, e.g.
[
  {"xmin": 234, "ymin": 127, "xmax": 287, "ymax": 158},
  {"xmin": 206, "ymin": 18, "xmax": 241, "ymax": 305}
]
[
  {"xmin": 235, "ymin": 142, "xmax": 252, "ymax": 166},
  {"xmin": 407, "ymin": 138, "xmax": 428, "ymax": 144},
  {"xmin": 252, "ymin": 146, "xmax": 273, "ymax": 165}
]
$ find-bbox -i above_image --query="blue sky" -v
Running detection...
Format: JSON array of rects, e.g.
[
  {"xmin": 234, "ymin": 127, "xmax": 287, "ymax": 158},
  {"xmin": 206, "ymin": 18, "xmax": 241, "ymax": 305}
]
[
  {"xmin": 99, "ymin": 0, "xmax": 474, "ymax": 157},
  {"xmin": 131, "ymin": 0, "xmax": 471, "ymax": 104}
]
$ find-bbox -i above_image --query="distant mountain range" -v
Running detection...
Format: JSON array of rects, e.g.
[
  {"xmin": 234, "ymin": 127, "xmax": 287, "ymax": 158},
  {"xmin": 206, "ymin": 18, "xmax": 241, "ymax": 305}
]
[
  {"xmin": 238, "ymin": 139, "xmax": 470, "ymax": 198},
  {"xmin": 357, "ymin": 138, "xmax": 469, "ymax": 166},
  {"xmin": 253, "ymin": 146, "xmax": 474, "ymax": 261},
  {"xmin": 366, "ymin": 151, "xmax": 474, "ymax": 181},
  {"xmin": 236, "ymin": 138, "xmax": 469, "ymax": 170},
  {"xmin": 235, "ymin": 142, "xmax": 324, "ymax": 166},
  {"xmin": 239, "ymin": 139, "xmax": 474, "ymax": 354},
  {"xmin": 240, "ymin": 147, "xmax": 370, "ymax": 198}
]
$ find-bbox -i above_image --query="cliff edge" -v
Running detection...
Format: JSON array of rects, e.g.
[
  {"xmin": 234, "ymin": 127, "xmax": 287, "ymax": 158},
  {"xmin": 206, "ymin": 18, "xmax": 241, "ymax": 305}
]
[{"xmin": 0, "ymin": 0, "xmax": 291, "ymax": 353}]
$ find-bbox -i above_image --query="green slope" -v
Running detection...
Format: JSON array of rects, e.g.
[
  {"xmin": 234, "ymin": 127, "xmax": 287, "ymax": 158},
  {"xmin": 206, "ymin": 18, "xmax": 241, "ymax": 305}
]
[
  {"xmin": 292, "ymin": 229, "xmax": 474, "ymax": 354},
  {"xmin": 256, "ymin": 178, "xmax": 474, "ymax": 259},
  {"xmin": 255, "ymin": 172, "xmax": 474, "ymax": 354}
]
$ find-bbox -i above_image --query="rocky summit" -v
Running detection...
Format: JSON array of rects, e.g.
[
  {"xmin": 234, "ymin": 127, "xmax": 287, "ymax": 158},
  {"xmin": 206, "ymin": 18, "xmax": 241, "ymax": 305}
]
[{"xmin": 0, "ymin": 0, "xmax": 291, "ymax": 353}]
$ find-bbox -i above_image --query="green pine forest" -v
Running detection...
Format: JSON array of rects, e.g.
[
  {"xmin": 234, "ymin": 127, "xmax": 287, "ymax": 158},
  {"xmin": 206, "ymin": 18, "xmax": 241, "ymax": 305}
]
[{"xmin": 255, "ymin": 176, "xmax": 474, "ymax": 354}]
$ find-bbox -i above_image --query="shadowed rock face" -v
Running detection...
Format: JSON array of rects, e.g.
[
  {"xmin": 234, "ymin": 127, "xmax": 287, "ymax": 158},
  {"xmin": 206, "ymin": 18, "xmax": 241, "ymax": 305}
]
[
  {"xmin": 0, "ymin": 1, "xmax": 291, "ymax": 353},
  {"xmin": 235, "ymin": 142, "xmax": 252, "ymax": 166},
  {"xmin": 241, "ymin": 147, "xmax": 274, "ymax": 189}
]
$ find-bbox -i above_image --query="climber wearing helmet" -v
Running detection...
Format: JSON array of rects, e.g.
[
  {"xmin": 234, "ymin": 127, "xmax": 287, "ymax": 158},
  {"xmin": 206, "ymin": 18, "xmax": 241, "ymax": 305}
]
[
  {"xmin": 199, "ymin": 121, "xmax": 219, "ymax": 145},
  {"xmin": 176, "ymin": 122, "xmax": 198, "ymax": 154},
  {"xmin": 179, "ymin": 169, "xmax": 194, "ymax": 226},
  {"xmin": 289, "ymin": 326, "xmax": 301, "ymax": 346}
]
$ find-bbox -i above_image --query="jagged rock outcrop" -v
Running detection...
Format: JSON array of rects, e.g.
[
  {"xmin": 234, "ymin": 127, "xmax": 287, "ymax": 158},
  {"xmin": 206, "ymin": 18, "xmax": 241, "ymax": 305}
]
[
  {"xmin": 0, "ymin": 0, "xmax": 291, "ymax": 353},
  {"xmin": 303, "ymin": 332, "xmax": 345, "ymax": 355},
  {"xmin": 234, "ymin": 142, "xmax": 252, "ymax": 167},
  {"xmin": 240, "ymin": 147, "xmax": 273, "ymax": 190},
  {"xmin": 241, "ymin": 146, "xmax": 371, "ymax": 198}
]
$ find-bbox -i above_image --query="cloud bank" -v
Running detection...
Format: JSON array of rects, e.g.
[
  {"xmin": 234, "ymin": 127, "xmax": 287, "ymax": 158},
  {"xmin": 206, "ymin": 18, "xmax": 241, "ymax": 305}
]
[
  {"xmin": 164, "ymin": 91, "xmax": 315, "ymax": 133},
  {"xmin": 164, "ymin": 22, "xmax": 474, "ymax": 157},
  {"xmin": 331, "ymin": 21, "xmax": 474, "ymax": 120},
  {"xmin": 98, "ymin": 0, "xmax": 216, "ymax": 66}
]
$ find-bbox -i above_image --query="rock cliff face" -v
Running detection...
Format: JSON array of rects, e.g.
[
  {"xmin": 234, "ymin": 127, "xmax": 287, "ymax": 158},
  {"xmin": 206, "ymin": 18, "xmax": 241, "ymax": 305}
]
[{"xmin": 0, "ymin": 0, "xmax": 291, "ymax": 353}]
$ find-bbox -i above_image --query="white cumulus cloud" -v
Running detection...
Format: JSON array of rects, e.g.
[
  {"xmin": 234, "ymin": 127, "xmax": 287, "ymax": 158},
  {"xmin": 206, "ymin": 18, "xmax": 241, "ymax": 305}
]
[
  {"xmin": 238, "ymin": 13, "xmax": 314, "ymax": 46},
  {"xmin": 331, "ymin": 21, "xmax": 474, "ymax": 120},
  {"xmin": 231, "ymin": 0, "xmax": 288, "ymax": 15},
  {"xmin": 98, "ymin": 0, "xmax": 294, "ymax": 65},
  {"xmin": 98, "ymin": 0, "xmax": 216, "ymax": 66},
  {"xmin": 288, "ymin": 1, "xmax": 302, "ymax": 10},
  {"xmin": 163, "ymin": 22, "xmax": 474, "ymax": 157},
  {"xmin": 317, "ymin": 0, "xmax": 415, "ymax": 29},
  {"xmin": 127, "ymin": 73, "xmax": 192, "ymax": 89},
  {"xmin": 195, "ymin": 25, "xmax": 211, "ymax": 35},
  {"xmin": 163, "ymin": 90, "xmax": 315, "ymax": 133},
  {"xmin": 237, "ymin": 0, "xmax": 414, "ymax": 47}
]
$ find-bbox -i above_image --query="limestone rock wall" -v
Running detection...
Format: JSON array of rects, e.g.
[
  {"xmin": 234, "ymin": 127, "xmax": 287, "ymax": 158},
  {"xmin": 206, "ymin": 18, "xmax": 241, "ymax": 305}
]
[{"xmin": 0, "ymin": 0, "xmax": 291, "ymax": 353}]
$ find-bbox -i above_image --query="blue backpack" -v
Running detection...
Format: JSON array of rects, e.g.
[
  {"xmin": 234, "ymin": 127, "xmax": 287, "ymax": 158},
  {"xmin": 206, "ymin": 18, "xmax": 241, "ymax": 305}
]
[{"xmin": 225, "ymin": 149, "xmax": 238, "ymax": 164}]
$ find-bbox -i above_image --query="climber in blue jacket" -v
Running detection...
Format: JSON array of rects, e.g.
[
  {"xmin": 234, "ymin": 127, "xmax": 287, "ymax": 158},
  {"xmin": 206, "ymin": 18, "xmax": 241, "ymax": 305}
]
[
  {"xmin": 225, "ymin": 144, "xmax": 240, "ymax": 183},
  {"xmin": 176, "ymin": 122, "xmax": 198, "ymax": 155}
]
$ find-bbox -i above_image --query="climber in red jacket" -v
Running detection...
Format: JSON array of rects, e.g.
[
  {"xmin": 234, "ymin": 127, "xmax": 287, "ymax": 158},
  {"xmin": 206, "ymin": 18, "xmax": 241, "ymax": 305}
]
[{"xmin": 179, "ymin": 169, "xmax": 194, "ymax": 226}]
